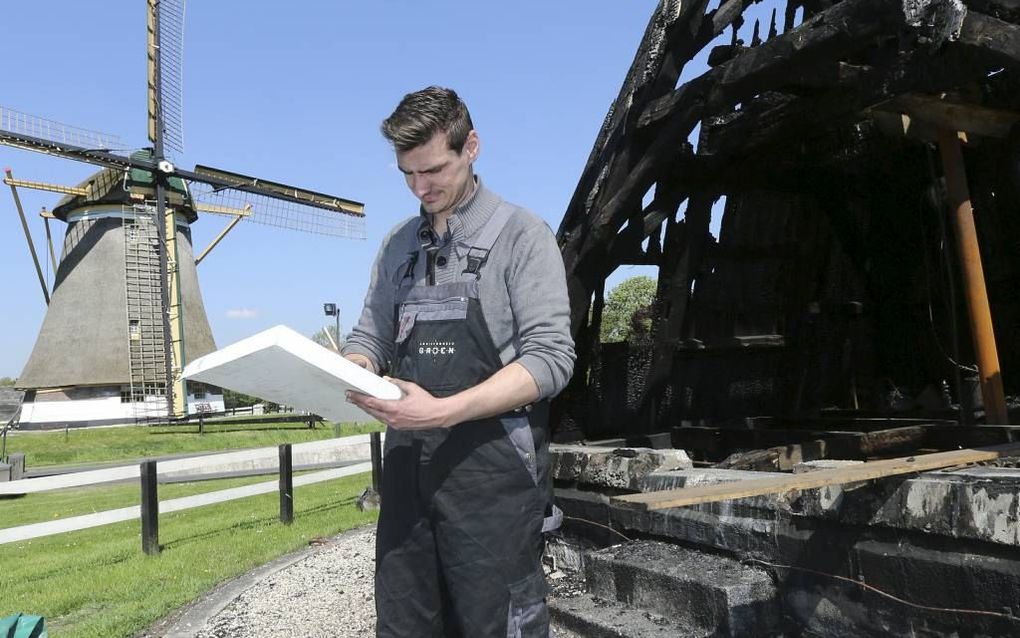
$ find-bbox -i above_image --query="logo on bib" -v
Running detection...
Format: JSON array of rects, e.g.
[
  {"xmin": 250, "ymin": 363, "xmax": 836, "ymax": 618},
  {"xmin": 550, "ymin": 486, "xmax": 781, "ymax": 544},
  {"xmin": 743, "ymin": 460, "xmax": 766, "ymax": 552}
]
[{"xmin": 418, "ymin": 340, "xmax": 456, "ymax": 357}]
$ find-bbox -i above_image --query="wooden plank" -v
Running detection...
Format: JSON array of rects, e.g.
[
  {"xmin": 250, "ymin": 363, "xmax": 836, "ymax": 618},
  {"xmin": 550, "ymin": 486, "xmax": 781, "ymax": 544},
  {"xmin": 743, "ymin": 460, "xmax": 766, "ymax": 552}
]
[{"xmin": 612, "ymin": 442, "xmax": 1020, "ymax": 510}]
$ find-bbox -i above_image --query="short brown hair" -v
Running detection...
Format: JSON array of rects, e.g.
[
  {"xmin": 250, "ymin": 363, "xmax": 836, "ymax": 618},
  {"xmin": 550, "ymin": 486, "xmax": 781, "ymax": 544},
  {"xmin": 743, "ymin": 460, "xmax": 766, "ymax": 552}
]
[{"xmin": 381, "ymin": 86, "xmax": 474, "ymax": 153}]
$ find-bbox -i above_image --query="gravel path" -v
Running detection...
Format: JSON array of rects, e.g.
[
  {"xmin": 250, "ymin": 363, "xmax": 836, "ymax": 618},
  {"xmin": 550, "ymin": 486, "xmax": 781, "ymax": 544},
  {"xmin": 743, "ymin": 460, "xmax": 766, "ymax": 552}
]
[
  {"xmin": 194, "ymin": 527, "xmax": 377, "ymax": 638},
  {"xmin": 172, "ymin": 525, "xmax": 580, "ymax": 638}
]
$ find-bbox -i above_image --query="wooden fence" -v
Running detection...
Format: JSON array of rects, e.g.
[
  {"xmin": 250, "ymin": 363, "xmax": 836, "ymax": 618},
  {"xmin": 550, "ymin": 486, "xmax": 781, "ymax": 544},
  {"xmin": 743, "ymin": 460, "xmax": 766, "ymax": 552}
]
[{"xmin": 0, "ymin": 433, "xmax": 383, "ymax": 554}]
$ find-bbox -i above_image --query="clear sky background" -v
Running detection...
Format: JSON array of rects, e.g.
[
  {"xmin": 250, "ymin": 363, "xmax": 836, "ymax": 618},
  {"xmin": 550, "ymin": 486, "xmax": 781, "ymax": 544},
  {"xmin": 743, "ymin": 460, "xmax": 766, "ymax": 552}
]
[{"xmin": 1, "ymin": 1, "xmax": 782, "ymax": 380}]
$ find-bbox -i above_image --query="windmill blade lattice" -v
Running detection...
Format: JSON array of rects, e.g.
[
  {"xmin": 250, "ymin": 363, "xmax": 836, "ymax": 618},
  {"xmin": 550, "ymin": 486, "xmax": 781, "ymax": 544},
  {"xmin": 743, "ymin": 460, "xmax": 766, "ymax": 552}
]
[
  {"xmin": 0, "ymin": 105, "xmax": 124, "ymax": 152},
  {"xmin": 149, "ymin": 0, "xmax": 186, "ymax": 155},
  {"xmin": 189, "ymin": 181, "xmax": 366, "ymax": 239}
]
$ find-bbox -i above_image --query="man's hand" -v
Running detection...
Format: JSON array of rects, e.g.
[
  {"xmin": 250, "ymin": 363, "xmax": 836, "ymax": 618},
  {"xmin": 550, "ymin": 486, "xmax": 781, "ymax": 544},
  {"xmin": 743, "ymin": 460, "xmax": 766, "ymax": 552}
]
[
  {"xmin": 347, "ymin": 378, "xmax": 453, "ymax": 430},
  {"xmin": 344, "ymin": 353, "xmax": 376, "ymax": 374}
]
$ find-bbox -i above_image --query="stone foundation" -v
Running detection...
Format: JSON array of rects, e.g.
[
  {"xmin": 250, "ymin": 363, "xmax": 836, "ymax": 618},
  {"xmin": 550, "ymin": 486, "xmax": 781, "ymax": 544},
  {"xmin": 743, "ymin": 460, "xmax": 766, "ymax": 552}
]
[{"xmin": 550, "ymin": 443, "xmax": 1020, "ymax": 637}]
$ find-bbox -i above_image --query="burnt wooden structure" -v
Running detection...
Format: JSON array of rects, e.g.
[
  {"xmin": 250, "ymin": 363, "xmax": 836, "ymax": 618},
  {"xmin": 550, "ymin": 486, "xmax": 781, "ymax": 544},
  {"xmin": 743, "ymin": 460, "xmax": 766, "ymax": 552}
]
[{"xmin": 555, "ymin": 0, "xmax": 1020, "ymax": 440}]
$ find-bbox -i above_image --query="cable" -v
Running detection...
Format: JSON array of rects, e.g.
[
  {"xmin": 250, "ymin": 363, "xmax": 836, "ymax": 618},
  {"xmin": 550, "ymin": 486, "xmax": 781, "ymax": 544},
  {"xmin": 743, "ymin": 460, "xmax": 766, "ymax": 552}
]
[
  {"xmin": 561, "ymin": 516, "xmax": 633, "ymax": 543},
  {"xmin": 743, "ymin": 558, "xmax": 1019, "ymax": 623},
  {"xmin": 915, "ymin": 156, "xmax": 978, "ymax": 376}
]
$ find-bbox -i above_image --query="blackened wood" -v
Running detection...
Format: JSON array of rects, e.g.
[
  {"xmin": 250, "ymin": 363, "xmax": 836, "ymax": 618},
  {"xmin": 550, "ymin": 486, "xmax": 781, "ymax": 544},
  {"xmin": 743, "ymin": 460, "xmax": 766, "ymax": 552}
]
[
  {"xmin": 559, "ymin": 0, "xmax": 756, "ymax": 338},
  {"xmin": 140, "ymin": 460, "xmax": 159, "ymax": 555},
  {"xmin": 673, "ymin": 426, "xmax": 861, "ymax": 457},
  {"xmin": 279, "ymin": 444, "xmax": 293, "ymax": 525},
  {"xmin": 924, "ymin": 424, "xmax": 1020, "ymax": 448},
  {"xmin": 715, "ymin": 425, "xmax": 928, "ymax": 470},
  {"xmin": 567, "ymin": 0, "xmax": 904, "ymax": 298},
  {"xmin": 557, "ymin": 1, "xmax": 685, "ymax": 237},
  {"xmin": 694, "ymin": 47, "xmax": 987, "ymax": 183},
  {"xmin": 786, "ymin": 61, "xmax": 872, "ymax": 89},
  {"xmin": 883, "ymin": 93, "xmax": 1020, "ymax": 139},
  {"xmin": 959, "ymin": 11, "xmax": 1020, "ymax": 66},
  {"xmin": 639, "ymin": 0, "xmax": 904, "ymax": 130}
]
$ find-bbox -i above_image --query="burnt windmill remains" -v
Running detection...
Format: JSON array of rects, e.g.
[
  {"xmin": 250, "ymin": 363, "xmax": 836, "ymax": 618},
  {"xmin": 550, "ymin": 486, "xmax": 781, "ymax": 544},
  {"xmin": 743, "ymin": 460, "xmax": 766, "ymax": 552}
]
[
  {"xmin": 554, "ymin": 0, "xmax": 1020, "ymax": 441},
  {"xmin": 3, "ymin": 0, "xmax": 364, "ymax": 428}
]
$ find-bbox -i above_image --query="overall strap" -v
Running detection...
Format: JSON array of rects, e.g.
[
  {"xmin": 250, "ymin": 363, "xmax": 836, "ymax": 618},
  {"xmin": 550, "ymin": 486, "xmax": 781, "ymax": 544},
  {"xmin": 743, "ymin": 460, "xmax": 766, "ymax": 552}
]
[{"xmin": 462, "ymin": 202, "xmax": 517, "ymax": 279}]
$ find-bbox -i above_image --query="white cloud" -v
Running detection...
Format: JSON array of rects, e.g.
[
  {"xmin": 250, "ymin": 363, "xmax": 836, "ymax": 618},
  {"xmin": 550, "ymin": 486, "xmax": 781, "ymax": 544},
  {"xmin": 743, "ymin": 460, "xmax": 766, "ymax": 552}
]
[{"xmin": 226, "ymin": 308, "xmax": 258, "ymax": 319}]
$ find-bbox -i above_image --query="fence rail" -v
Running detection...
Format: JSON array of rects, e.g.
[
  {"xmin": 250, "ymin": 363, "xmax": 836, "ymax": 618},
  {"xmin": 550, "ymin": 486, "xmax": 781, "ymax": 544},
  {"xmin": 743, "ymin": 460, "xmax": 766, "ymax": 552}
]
[
  {"xmin": 0, "ymin": 461, "xmax": 371, "ymax": 546},
  {"xmin": 0, "ymin": 432, "xmax": 384, "ymax": 553}
]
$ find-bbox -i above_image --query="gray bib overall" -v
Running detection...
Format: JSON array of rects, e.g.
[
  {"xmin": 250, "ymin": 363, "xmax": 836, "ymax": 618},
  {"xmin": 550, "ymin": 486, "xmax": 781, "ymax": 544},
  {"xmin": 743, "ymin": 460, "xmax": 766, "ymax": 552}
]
[{"xmin": 375, "ymin": 201, "xmax": 557, "ymax": 638}]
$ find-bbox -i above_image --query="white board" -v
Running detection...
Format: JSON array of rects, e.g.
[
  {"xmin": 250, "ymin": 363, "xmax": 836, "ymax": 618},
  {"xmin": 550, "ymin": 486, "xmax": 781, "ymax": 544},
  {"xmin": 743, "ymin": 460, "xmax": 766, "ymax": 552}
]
[{"xmin": 181, "ymin": 325, "xmax": 400, "ymax": 423}]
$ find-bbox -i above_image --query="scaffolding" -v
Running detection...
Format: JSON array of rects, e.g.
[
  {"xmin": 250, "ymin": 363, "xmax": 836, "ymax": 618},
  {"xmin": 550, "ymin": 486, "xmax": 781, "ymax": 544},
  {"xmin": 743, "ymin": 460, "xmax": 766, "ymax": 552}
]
[{"xmin": 123, "ymin": 204, "xmax": 169, "ymax": 419}]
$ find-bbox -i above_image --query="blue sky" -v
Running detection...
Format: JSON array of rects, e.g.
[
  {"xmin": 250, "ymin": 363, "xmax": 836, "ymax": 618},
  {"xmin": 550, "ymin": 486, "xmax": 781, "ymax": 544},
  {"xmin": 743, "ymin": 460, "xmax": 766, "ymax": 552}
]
[{"xmin": 0, "ymin": 1, "xmax": 784, "ymax": 379}]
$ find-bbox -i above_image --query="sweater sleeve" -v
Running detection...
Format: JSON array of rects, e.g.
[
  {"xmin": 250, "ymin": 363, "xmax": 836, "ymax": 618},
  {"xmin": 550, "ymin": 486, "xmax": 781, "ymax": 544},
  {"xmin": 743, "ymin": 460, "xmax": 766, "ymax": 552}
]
[
  {"xmin": 341, "ymin": 228, "xmax": 402, "ymax": 373},
  {"xmin": 506, "ymin": 222, "xmax": 576, "ymax": 399}
]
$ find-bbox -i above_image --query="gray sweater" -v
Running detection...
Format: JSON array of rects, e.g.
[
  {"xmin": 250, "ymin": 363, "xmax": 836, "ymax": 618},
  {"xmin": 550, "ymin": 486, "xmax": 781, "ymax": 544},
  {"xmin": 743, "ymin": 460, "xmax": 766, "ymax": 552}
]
[{"xmin": 342, "ymin": 180, "xmax": 575, "ymax": 400}]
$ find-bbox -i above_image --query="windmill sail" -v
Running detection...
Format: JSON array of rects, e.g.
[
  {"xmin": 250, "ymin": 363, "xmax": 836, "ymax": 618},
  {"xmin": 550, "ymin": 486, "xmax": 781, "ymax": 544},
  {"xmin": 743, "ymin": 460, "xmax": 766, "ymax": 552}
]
[
  {"xmin": 0, "ymin": 106, "xmax": 123, "ymax": 154},
  {"xmin": 4, "ymin": 0, "xmax": 364, "ymax": 426},
  {"xmin": 148, "ymin": 0, "xmax": 185, "ymax": 155}
]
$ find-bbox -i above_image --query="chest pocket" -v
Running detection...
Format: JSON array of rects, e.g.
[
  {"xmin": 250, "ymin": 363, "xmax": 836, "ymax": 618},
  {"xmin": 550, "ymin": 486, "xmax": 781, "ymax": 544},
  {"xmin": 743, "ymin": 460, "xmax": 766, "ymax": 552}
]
[
  {"xmin": 391, "ymin": 251, "xmax": 420, "ymax": 291},
  {"xmin": 395, "ymin": 295, "xmax": 469, "ymax": 344}
]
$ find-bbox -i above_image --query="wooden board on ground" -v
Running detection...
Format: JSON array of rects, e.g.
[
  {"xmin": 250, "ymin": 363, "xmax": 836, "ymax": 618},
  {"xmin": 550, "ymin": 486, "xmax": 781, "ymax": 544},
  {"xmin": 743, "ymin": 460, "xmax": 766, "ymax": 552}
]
[{"xmin": 612, "ymin": 442, "xmax": 1020, "ymax": 511}]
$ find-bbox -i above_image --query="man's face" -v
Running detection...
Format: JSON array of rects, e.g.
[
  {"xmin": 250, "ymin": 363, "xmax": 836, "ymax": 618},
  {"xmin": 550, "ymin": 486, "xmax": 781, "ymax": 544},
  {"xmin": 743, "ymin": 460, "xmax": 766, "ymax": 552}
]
[{"xmin": 396, "ymin": 130, "xmax": 479, "ymax": 217}]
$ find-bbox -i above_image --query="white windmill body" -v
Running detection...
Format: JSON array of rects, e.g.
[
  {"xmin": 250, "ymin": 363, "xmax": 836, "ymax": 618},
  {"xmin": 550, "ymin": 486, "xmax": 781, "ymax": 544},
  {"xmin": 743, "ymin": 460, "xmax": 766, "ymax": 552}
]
[{"xmin": 16, "ymin": 163, "xmax": 224, "ymax": 428}]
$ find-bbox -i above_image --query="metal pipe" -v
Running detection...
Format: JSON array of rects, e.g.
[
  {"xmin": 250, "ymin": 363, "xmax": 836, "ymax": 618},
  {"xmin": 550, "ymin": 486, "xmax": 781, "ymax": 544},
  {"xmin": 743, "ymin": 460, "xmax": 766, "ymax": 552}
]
[
  {"xmin": 5, "ymin": 169, "xmax": 50, "ymax": 304},
  {"xmin": 195, "ymin": 213, "xmax": 244, "ymax": 265},
  {"xmin": 936, "ymin": 130, "xmax": 1009, "ymax": 425},
  {"xmin": 43, "ymin": 215, "xmax": 58, "ymax": 274}
]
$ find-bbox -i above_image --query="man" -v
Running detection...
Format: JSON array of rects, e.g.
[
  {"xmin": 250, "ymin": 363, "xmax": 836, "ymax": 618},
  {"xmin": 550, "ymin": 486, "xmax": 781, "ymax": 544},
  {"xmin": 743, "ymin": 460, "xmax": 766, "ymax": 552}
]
[{"xmin": 342, "ymin": 86, "xmax": 575, "ymax": 637}]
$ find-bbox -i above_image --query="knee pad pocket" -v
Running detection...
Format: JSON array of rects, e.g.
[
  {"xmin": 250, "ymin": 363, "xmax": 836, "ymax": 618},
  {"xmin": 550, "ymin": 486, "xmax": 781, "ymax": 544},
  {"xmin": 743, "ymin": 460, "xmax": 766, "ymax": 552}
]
[{"xmin": 505, "ymin": 570, "xmax": 550, "ymax": 638}]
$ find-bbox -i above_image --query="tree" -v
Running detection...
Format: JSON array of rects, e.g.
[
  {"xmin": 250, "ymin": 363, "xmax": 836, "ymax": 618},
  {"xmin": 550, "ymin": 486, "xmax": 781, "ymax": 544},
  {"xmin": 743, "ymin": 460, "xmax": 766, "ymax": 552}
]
[
  {"xmin": 311, "ymin": 325, "xmax": 342, "ymax": 351},
  {"xmin": 223, "ymin": 388, "xmax": 260, "ymax": 409},
  {"xmin": 0, "ymin": 377, "xmax": 15, "ymax": 387},
  {"xmin": 599, "ymin": 276, "xmax": 657, "ymax": 342}
]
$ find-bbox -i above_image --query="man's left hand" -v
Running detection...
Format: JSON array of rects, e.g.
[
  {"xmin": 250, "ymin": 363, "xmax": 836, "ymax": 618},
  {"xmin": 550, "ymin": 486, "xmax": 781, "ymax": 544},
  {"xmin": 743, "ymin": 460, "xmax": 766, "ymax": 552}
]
[{"xmin": 347, "ymin": 378, "xmax": 454, "ymax": 429}]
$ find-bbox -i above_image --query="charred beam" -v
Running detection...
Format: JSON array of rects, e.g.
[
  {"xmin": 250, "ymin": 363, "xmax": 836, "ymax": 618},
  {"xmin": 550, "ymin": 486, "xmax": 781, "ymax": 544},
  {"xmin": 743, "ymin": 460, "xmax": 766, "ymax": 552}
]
[{"xmin": 958, "ymin": 10, "xmax": 1020, "ymax": 65}]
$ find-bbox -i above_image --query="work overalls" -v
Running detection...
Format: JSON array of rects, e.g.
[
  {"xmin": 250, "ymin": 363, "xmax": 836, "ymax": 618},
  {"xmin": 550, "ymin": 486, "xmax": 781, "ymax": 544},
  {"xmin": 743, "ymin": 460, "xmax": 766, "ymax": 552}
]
[{"xmin": 375, "ymin": 201, "xmax": 560, "ymax": 638}]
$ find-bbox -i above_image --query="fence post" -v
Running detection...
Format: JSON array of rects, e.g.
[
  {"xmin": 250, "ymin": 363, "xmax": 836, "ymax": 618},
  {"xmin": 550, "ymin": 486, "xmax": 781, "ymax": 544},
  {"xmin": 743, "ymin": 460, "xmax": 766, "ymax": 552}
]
[
  {"xmin": 279, "ymin": 444, "xmax": 293, "ymax": 524},
  {"xmin": 140, "ymin": 460, "xmax": 160, "ymax": 555},
  {"xmin": 370, "ymin": 432, "xmax": 383, "ymax": 493}
]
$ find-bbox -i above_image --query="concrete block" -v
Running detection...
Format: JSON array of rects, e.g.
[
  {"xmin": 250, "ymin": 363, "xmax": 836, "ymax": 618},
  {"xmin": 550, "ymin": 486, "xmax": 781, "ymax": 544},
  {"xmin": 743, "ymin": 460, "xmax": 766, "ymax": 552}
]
[
  {"xmin": 786, "ymin": 539, "xmax": 1020, "ymax": 638},
  {"xmin": 793, "ymin": 468, "xmax": 1020, "ymax": 546},
  {"xmin": 585, "ymin": 541, "xmax": 780, "ymax": 637},
  {"xmin": 551, "ymin": 445, "xmax": 692, "ymax": 490},
  {"xmin": 0, "ymin": 463, "xmax": 10, "ymax": 482},
  {"xmin": 549, "ymin": 592, "xmax": 707, "ymax": 638},
  {"xmin": 545, "ymin": 535, "xmax": 598, "ymax": 574}
]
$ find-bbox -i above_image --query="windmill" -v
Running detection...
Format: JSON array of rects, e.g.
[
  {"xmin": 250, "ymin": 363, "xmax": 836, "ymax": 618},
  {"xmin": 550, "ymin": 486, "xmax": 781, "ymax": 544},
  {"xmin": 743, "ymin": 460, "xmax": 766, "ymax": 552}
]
[{"xmin": 2, "ymin": 0, "xmax": 364, "ymax": 427}]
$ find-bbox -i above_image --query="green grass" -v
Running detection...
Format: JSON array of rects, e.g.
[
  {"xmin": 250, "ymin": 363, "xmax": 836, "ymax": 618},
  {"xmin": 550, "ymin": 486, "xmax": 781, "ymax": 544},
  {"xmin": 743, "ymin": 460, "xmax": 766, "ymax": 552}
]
[
  {"xmin": 0, "ymin": 472, "xmax": 378, "ymax": 638},
  {"xmin": 4, "ymin": 420, "xmax": 383, "ymax": 468}
]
